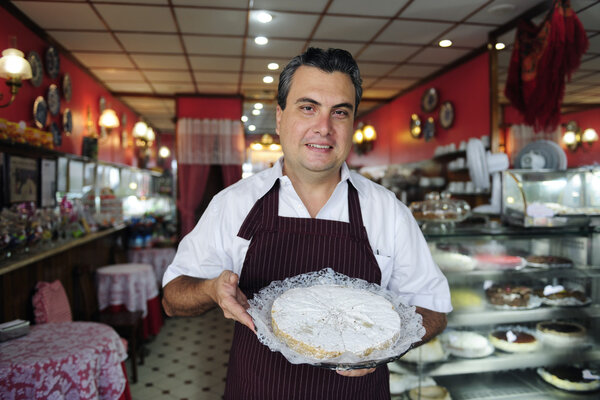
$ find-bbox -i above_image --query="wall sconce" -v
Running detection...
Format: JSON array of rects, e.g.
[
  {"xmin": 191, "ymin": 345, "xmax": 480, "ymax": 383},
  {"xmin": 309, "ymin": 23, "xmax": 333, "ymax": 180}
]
[
  {"xmin": 158, "ymin": 146, "xmax": 171, "ymax": 159},
  {"xmin": 562, "ymin": 120, "xmax": 598, "ymax": 151},
  {"xmin": 133, "ymin": 121, "xmax": 156, "ymax": 168},
  {"xmin": 352, "ymin": 123, "xmax": 376, "ymax": 155},
  {"xmin": 0, "ymin": 48, "xmax": 32, "ymax": 108},
  {"xmin": 98, "ymin": 108, "xmax": 120, "ymax": 130}
]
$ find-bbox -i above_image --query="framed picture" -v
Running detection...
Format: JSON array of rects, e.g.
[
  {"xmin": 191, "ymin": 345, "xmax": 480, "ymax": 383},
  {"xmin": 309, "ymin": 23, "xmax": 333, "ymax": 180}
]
[
  {"xmin": 40, "ymin": 159, "xmax": 57, "ymax": 207},
  {"xmin": 57, "ymin": 157, "xmax": 68, "ymax": 192},
  {"xmin": 8, "ymin": 155, "xmax": 39, "ymax": 204}
]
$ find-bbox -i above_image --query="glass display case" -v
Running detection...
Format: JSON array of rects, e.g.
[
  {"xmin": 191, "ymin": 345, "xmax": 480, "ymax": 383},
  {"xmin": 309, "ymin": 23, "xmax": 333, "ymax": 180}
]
[
  {"xmin": 502, "ymin": 168, "xmax": 600, "ymax": 228},
  {"xmin": 389, "ymin": 225, "xmax": 600, "ymax": 399}
]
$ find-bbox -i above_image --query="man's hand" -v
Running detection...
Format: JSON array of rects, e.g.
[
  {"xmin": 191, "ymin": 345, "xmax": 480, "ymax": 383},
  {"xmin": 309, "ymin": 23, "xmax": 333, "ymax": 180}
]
[
  {"xmin": 211, "ymin": 270, "xmax": 255, "ymax": 333},
  {"xmin": 336, "ymin": 368, "xmax": 376, "ymax": 377}
]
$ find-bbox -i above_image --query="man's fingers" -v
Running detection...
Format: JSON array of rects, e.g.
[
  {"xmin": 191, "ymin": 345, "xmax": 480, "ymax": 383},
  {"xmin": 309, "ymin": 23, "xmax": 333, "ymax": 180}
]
[{"xmin": 336, "ymin": 367, "xmax": 376, "ymax": 377}]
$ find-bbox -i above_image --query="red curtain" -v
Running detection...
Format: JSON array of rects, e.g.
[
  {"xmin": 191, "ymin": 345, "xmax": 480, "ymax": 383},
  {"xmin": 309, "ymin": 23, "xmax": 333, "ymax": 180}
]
[
  {"xmin": 177, "ymin": 164, "xmax": 210, "ymax": 238},
  {"xmin": 222, "ymin": 164, "xmax": 242, "ymax": 188}
]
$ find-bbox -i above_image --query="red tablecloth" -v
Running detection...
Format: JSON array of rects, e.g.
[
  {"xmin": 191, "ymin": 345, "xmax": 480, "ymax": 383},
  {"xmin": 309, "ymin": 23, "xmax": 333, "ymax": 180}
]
[
  {"xmin": 127, "ymin": 247, "xmax": 176, "ymax": 285},
  {"xmin": 0, "ymin": 321, "xmax": 130, "ymax": 400},
  {"xmin": 97, "ymin": 263, "xmax": 163, "ymax": 338}
]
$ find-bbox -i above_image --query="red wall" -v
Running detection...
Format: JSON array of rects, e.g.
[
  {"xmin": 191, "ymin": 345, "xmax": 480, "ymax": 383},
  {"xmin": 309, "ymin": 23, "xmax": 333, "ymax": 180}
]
[
  {"xmin": 0, "ymin": 6, "xmax": 139, "ymax": 166},
  {"xmin": 177, "ymin": 97, "xmax": 242, "ymax": 120},
  {"xmin": 349, "ymin": 53, "xmax": 490, "ymax": 167}
]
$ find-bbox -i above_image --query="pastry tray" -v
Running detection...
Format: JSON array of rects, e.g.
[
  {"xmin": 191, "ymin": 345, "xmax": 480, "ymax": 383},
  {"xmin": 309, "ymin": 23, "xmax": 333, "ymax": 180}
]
[{"xmin": 247, "ymin": 268, "xmax": 425, "ymax": 370}]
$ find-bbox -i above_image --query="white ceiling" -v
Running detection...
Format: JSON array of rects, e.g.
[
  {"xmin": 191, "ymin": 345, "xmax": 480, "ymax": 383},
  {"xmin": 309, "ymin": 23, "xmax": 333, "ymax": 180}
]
[{"xmin": 6, "ymin": 0, "xmax": 600, "ymax": 134}]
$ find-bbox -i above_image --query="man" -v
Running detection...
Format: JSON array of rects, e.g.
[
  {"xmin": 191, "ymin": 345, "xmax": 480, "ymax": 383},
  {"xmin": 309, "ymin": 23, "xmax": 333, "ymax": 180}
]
[{"xmin": 163, "ymin": 47, "xmax": 452, "ymax": 399}]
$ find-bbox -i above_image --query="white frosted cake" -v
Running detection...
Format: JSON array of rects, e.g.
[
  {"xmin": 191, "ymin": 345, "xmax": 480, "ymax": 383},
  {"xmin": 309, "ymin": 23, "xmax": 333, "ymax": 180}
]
[{"xmin": 271, "ymin": 285, "xmax": 401, "ymax": 359}]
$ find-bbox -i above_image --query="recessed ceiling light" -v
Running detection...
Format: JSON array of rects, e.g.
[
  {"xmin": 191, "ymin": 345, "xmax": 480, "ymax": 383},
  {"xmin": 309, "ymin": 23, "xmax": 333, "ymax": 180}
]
[
  {"xmin": 248, "ymin": 124, "xmax": 256, "ymax": 131},
  {"xmin": 268, "ymin": 62, "xmax": 279, "ymax": 70},
  {"xmin": 256, "ymin": 11, "xmax": 272, "ymax": 23},
  {"xmin": 255, "ymin": 36, "xmax": 268, "ymax": 45},
  {"xmin": 252, "ymin": 109, "xmax": 261, "ymax": 115},
  {"xmin": 241, "ymin": 115, "xmax": 248, "ymax": 122},
  {"xmin": 263, "ymin": 75, "xmax": 274, "ymax": 83},
  {"xmin": 254, "ymin": 102, "xmax": 263, "ymax": 109},
  {"xmin": 495, "ymin": 42, "xmax": 506, "ymax": 50},
  {"xmin": 439, "ymin": 39, "xmax": 453, "ymax": 48}
]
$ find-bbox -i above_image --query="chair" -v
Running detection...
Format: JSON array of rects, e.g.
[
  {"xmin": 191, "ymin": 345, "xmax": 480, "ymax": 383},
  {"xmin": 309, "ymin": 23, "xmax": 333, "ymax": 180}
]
[
  {"xmin": 32, "ymin": 280, "xmax": 73, "ymax": 324},
  {"xmin": 71, "ymin": 266, "xmax": 145, "ymax": 384}
]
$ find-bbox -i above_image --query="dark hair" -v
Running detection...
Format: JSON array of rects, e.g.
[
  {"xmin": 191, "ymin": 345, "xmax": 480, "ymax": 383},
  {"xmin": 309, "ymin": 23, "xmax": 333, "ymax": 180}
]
[{"xmin": 277, "ymin": 47, "xmax": 363, "ymax": 115}]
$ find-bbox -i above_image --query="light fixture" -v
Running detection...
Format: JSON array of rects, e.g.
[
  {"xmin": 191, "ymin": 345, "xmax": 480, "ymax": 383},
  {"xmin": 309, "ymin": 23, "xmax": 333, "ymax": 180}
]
[
  {"xmin": 159, "ymin": 146, "xmax": 171, "ymax": 158},
  {"xmin": 263, "ymin": 75, "xmax": 274, "ymax": 83},
  {"xmin": 133, "ymin": 121, "xmax": 156, "ymax": 168},
  {"xmin": 248, "ymin": 124, "xmax": 256, "ymax": 131},
  {"xmin": 249, "ymin": 133, "xmax": 281, "ymax": 152},
  {"xmin": 495, "ymin": 42, "xmax": 506, "ymax": 50},
  {"xmin": 562, "ymin": 120, "xmax": 598, "ymax": 151},
  {"xmin": 352, "ymin": 123, "xmax": 377, "ymax": 155},
  {"xmin": 0, "ymin": 48, "xmax": 32, "ymax": 108},
  {"xmin": 133, "ymin": 121, "xmax": 148, "ymax": 138},
  {"xmin": 255, "ymin": 36, "xmax": 268, "ymax": 45},
  {"xmin": 254, "ymin": 102, "xmax": 263, "ymax": 109},
  {"xmin": 241, "ymin": 115, "xmax": 248, "ymax": 122},
  {"xmin": 256, "ymin": 11, "xmax": 272, "ymax": 23},
  {"xmin": 252, "ymin": 109, "xmax": 261, "ymax": 116},
  {"xmin": 268, "ymin": 62, "xmax": 279, "ymax": 70},
  {"xmin": 439, "ymin": 39, "xmax": 453, "ymax": 48},
  {"xmin": 98, "ymin": 108, "xmax": 120, "ymax": 129}
]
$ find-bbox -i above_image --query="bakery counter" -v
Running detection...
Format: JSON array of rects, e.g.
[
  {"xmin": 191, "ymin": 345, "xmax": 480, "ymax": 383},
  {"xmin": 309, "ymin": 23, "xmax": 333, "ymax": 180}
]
[
  {"xmin": 443, "ymin": 265, "xmax": 600, "ymax": 284},
  {"xmin": 393, "ymin": 346, "xmax": 600, "ymax": 378},
  {"xmin": 448, "ymin": 304, "xmax": 600, "ymax": 327}
]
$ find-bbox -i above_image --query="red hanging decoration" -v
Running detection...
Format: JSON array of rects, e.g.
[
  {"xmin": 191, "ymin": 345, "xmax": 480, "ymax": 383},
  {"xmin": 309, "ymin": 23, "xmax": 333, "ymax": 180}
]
[{"xmin": 504, "ymin": 0, "xmax": 589, "ymax": 132}]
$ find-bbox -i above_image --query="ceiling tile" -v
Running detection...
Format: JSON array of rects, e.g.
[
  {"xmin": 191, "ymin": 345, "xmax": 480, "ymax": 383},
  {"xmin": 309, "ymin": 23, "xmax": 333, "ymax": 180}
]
[
  {"xmin": 91, "ymin": 69, "xmax": 146, "ymax": 82},
  {"xmin": 241, "ymin": 72, "xmax": 279, "ymax": 86},
  {"xmin": 409, "ymin": 47, "xmax": 471, "ymax": 65},
  {"xmin": 580, "ymin": 55, "xmax": 600, "ymax": 69},
  {"xmin": 362, "ymin": 88, "xmax": 401, "ymax": 98},
  {"xmin": 48, "ymin": 31, "xmax": 122, "ymax": 52},
  {"xmin": 358, "ymin": 44, "xmax": 416, "ymax": 63},
  {"xmin": 370, "ymin": 77, "xmax": 416, "ymax": 90},
  {"xmin": 357, "ymin": 62, "xmax": 397, "ymax": 76},
  {"xmin": 144, "ymin": 70, "xmax": 193, "ymax": 82},
  {"xmin": 116, "ymin": 33, "xmax": 182, "ymax": 54},
  {"xmin": 253, "ymin": 0, "xmax": 329, "ymax": 13},
  {"xmin": 73, "ymin": 52, "xmax": 135, "ymax": 68},
  {"xmin": 131, "ymin": 54, "xmax": 188, "ymax": 69},
  {"xmin": 94, "ymin": 0, "xmax": 169, "ymax": 4},
  {"xmin": 306, "ymin": 41, "xmax": 364, "ymax": 55},
  {"xmin": 106, "ymin": 82, "xmax": 153, "ymax": 92},
  {"xmin": 172, "ymin": 0, "xmax": 247, "ymax": 6},
  {"xmin": 195, "ymin": 83, "xmax": 239, "ymax": 94},
  {"xmin": 587, "ymin": 34, "xmax": 600, "ymax": 53},
  {"xmin": 193, "ymin": 72, "xmax": 239, "ymax": 84},
  {"xmin": 467, "ymin": 0, "xmax": 545, "ymax": 25},
  {"xmin": 328, "ymin": 0, "xmax": 409, "ymax": 17},
  {"xmin": 401, "ymin": 0, "xmax": 489, "ymax": 21},
  {"xmin": 12, "ymin": 2, "xmax": 104, "ymax": 30},
  {"xmin": 313, "ymin": 16, "xmax": 388, "ymax": 41},
  {"xmin": 183, "ymin": 36, "xmax": 244, "ymax": 56},
  {"xmin": 575, "ymin": 2, "xmax": 600, "ymax": 31},
  {"xmin": 190, "ymin": 56, "xmax": 242, "ymax": 71},
  {"xmin": 243, "ymin": 58, "xmax": 287, "ymax": 73},
  {"xmin": 248, "ymin": 11, "xmax": 319, "ymax": 39},
  {"xmin": 175, "ymin": 8, "xmax": 246, "ymax": 35},
  {"xmin": 388, "ymin": 64, "xmax": 440, "ymax": 78},
  {"xmin": 151, "ymin": 82, "xmax": 196, "ymax": 94},
  {"xmin": 441, "ymin": 24, "xmax": 491, "ymax": 48},
  {"xmin": 95, "ymin": 4, "xmax": 177, "ymax": 32},
  {"xmin": 377, "ymin": 20, "xmax": 454, "ymax": 45},
  {"xmin": 244, "ymin": 39, "xmax": 304, "ymax": 58},
  {"xmin": 121, "ymin": 97, "xmax": 167, "ymax": 109}
]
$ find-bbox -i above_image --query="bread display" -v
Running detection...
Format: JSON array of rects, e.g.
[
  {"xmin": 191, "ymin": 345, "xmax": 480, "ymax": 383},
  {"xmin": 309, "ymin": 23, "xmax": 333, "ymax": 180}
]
[{"xmin": 271, "ymin": 285, "xmax": 401, "ymax": 359}]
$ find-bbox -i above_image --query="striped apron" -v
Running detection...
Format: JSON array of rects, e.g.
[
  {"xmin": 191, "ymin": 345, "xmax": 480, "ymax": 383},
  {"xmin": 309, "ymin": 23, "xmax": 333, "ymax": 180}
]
[{"xmin": 224, "ymin": 180, "xmax": 390, "ymax": 400}]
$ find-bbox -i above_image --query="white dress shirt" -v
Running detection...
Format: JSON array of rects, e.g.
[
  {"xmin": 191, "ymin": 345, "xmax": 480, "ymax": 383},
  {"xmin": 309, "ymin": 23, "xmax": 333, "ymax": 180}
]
[{"xmin": 163, "ymin": 159, "xmax": 452, "ymax": 313}]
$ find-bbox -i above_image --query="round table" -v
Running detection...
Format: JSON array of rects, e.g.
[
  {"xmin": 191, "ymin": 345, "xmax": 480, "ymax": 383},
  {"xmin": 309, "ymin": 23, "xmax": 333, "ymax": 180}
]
[
  {"xmin": 0, "ymin": 321, "xmax": 129, "ymax": 400},
  {"xmin": 127, "ymin": 247, "xmax": 176, "ymax": 285},
  {"xmin": 96, "ymin": 263, "xmax": 163, "ymax": 338}
]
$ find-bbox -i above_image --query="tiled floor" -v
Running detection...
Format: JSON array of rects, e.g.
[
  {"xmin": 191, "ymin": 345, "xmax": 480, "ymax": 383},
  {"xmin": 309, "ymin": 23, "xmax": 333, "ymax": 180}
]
[{"xmin": 130, "ymin": 308, "xmax": 234, "ymax": 400}]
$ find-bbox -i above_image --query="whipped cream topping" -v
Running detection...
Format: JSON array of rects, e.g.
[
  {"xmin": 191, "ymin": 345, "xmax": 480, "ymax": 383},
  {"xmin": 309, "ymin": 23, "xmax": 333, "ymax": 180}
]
[{"xmin": 271, "ymin": 285, "xmax": 401, "ymax": 357}]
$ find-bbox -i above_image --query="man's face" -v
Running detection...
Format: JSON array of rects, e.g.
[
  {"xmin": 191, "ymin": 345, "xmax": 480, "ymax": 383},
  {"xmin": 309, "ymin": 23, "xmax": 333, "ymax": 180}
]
[{"xmin": 276, "ymin": 66, "xmax": 356, "ymax": 179}]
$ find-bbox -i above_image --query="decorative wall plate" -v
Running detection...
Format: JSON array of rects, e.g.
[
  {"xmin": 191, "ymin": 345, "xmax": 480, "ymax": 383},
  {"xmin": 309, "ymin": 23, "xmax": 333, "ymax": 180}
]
[
  {"xmin": 410, "ymin": 114, "xmax": 422, "ymax": 138},
  {"xmin": 33, "ymin": 96, "xmax": 48, "ymax": 129},
  {"xmin": 45, "ymin": 46, "xmax": 60, "ymax": 79},
  {"xmin": 47, "ymin": 84, "xmax": 61, "ymax": 115},
  {"xmin": 62, "ymin": 73, "xmax": 72, "ymax": 102},
  {"xmin": 421, "ymin": 88, "xmax": 439, "ymax": 113},
  {"xmin": 63, "ymin": 108, "xmax": 73, "ymax": 136},
  {"xmin": 424, "ymin": 117, "xmax": 436, "ymax": 141},
  {"xmin": 50, "ymin": 121, "xmax": 61, "ymax": 146},
  {"xmin": 27, "ymin": 51, "xmax": 43, "ymax": 87},
  {"xmin": 439, "ymin": 101, "xmax": 455, "ymax": 129}
]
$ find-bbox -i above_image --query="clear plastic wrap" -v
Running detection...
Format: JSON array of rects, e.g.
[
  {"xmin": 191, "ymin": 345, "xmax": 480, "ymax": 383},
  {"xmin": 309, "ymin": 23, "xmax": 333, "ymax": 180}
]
[{"xmin": 247, "ymin": 268, "xmax": 425, "ymax": 370}]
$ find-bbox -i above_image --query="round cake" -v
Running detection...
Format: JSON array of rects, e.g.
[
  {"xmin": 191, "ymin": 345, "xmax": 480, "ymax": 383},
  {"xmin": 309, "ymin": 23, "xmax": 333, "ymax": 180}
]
[
  {"xmin": 489, "ymin": 328, "xmax": 539, "ymax": 353},
  {"xmin": 432, "ymin": 251, "xmax": 476, "ymax": 272},
  {"xmin": 536, "ymin": 321, "xmax": 587, "ymax": 347},
  {"xmin": 401, "ymin": 337, "xmax": 446, "ymax": 363},
  {"xmin": 485, "ymin": 284, "xmax": 535, "ymax": 308},
  {"xmin": 271, "ymin": 285, "xmax": 401, "ymax": 359},
  {"xmin": 526, "ymin": 255, "xmax": 573, "ymax": 269},
  {"xmin": 441, "ymin": 331, "xmax": 493, "ymax": 358},
  {"xmin": 475, "ymin": 254, "xmax": 525, "ymax": 270},
  {"xmin": 408, "ymin": 385, "xmax": 452, "ymax": 400},
  {"xmin": 537, "ymin": 366, "xmax": 600, "ymax": 392}
]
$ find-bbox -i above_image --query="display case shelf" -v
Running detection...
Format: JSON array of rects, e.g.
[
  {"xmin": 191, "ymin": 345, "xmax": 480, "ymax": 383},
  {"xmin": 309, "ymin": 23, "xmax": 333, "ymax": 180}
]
[
  {"xmin": 394, "ymin": 346, "xmax": 600, "ymax": 377},
  {"xmin": 448, "ymin": 304, "xmax": 600, "ymax": 327}
]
